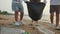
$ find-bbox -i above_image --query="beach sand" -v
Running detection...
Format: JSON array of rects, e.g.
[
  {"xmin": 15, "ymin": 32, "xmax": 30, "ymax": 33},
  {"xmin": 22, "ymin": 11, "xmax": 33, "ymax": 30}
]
[
  {"xmin": 0, "ymin": 14, "xmax": 44, "ymax": 34},
  {"xmin": 0, "ymin": 14, "xmax": 60, "ymax": 34}
]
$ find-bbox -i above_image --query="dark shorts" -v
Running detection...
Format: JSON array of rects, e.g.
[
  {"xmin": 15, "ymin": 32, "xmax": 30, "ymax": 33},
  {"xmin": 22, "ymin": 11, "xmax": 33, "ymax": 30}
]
[{"xmin": 50, "ymin": 5, "xmax": 60, "ymax": 14}]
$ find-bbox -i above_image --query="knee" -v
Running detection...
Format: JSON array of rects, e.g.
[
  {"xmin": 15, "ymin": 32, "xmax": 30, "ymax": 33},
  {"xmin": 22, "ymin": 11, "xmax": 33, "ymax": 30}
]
[
  {"xmin": 50, "ymin": 13, "xmax": 54, "ymax": 16},
  {"xmin": 15, "ymin": 11, "xmax": 18, "ymax": 15},
  {"xmin": 20, "ymin": 12, "xmax": 24, "ymax": 15}
]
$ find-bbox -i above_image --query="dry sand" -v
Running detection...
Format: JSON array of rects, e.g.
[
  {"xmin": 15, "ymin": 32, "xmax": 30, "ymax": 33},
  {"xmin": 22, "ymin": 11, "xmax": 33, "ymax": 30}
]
[
  {"xmin": 0, "ymin": 14, "xmax": 60, "ymax": 34},
  {"xmin": 0, "ymin": 14, "xmax": 44, "ymax": 34}
]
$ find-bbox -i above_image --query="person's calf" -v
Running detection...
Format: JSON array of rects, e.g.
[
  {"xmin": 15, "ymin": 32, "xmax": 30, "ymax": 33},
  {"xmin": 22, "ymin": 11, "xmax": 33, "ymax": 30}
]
[
  {"xmin": 20, "ymin": 11, "xmax": 24, "ymax": 20},
  {"xmin": 56, "ymin": 13, "xmax": 59, "ymax": 27},
  {"xmin": 15, "ymin": 11, "xmax": 18, "ymax": 21},
  {"xmin": 50, "ymin": 13, "xmax": 54, "ymax": 24}
]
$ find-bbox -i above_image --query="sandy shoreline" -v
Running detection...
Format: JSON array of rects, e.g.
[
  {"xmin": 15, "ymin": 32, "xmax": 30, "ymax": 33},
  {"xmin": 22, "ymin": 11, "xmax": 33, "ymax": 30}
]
[
  {"xmin": 0, "ymin": 14, "xmax": 60, "ymax": 34},
  {"xmin": 0, "ymin": 14, "xmax": 44, "ymax": 34}
]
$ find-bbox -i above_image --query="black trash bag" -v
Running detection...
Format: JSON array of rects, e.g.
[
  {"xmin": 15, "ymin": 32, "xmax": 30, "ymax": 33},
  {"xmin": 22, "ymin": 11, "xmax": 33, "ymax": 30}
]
[{"xmin": 26, "ymin": 1, "xmax": 46, "ymax": 21}]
